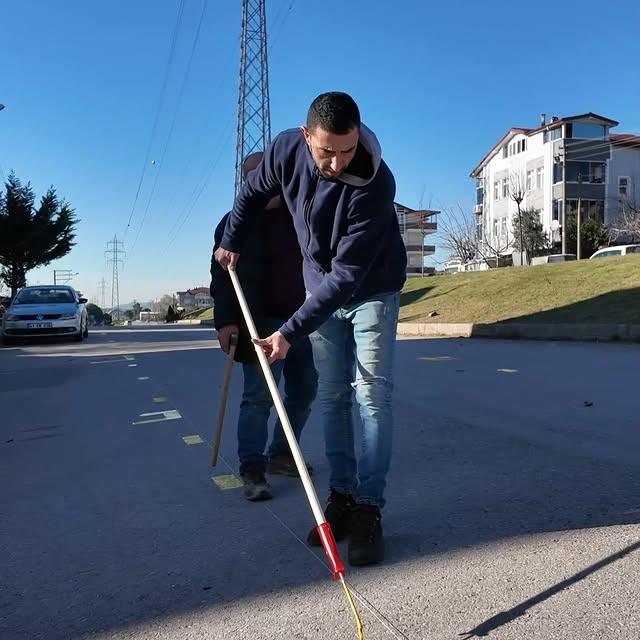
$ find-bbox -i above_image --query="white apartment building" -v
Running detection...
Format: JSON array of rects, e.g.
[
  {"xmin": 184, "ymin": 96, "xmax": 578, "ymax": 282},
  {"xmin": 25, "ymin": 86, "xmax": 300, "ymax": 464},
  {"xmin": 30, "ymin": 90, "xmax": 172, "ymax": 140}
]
[
  {"xmin": 470, "ymin": 113, "xmax": 640, "ymax": 258},
  {"xmin": 394, "ymin": 202, "xmax": 438, "ymax": 276}
]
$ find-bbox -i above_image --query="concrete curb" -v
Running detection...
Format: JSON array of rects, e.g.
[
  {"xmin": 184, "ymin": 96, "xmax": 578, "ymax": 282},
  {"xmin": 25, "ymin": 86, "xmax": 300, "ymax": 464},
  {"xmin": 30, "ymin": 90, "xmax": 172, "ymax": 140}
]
[{"xmin": 397, "ymin": 322, "xmax": 640, "ymax": 342}]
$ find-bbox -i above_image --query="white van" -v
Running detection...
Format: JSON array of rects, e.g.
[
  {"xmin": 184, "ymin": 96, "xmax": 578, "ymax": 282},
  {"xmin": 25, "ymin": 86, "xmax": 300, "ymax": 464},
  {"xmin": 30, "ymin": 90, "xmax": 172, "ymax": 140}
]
[{"xmin": 589, "ymin": 244, "xmax": 640, "ymax": 259}]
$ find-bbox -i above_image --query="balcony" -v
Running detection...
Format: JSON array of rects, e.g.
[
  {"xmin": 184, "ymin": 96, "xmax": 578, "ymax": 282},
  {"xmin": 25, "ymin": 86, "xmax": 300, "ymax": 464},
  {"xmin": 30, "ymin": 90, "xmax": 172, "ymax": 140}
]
[
  {"xmin": 405, "ymin": 244, "xmax": 435, "ymax": 254},
  {"xmin": 473, "ymin": 204, "xmax": 483, "ymax": 215}
]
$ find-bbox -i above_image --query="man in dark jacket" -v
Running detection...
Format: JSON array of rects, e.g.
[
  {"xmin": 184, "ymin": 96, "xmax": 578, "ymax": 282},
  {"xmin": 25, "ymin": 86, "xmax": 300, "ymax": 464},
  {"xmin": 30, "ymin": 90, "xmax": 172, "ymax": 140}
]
[
  {"xmin": 215, "ymin": 92, "xmax": 406, "ymax": 566},
  {"xmin": 210, "ymin": 153, "xmax": 318, "ymax": 502}
]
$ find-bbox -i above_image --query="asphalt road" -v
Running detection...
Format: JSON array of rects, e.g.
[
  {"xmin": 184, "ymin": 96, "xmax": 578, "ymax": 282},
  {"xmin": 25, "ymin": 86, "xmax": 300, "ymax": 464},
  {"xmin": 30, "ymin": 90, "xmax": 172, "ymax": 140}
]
[{"xmin": 1, "ymin": 325, "xmax": 639, "ymax": 640}]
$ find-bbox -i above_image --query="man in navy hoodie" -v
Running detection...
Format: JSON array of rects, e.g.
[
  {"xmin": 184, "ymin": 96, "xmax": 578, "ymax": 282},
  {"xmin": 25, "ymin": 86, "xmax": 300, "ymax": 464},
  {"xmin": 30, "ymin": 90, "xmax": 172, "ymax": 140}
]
[{"xmin": 215, "ymin": 92, "xmax": 406, "ymax": 566}]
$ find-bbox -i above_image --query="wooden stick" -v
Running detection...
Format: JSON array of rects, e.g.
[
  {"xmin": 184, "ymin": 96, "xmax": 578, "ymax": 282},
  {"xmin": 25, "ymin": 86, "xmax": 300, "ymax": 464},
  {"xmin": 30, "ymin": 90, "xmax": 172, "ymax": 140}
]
[{"xmin": 210, "ymin": 333, "xmax": 238, "ymax": 466}]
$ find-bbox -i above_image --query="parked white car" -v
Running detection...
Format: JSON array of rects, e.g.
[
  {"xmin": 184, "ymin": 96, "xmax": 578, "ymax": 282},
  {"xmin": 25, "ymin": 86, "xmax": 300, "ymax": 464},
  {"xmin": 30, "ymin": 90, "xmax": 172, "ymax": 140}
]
[
  {"xmin": 589, "ymin": 244, "xmax": 640, "ymax": 260},
  {"xmin": 1, "ymin": 285, "xmax": 88, "ymax": 344},
  {"xmin": 531, "ymin": 254, "xmax": 577, "ymax": 265}
]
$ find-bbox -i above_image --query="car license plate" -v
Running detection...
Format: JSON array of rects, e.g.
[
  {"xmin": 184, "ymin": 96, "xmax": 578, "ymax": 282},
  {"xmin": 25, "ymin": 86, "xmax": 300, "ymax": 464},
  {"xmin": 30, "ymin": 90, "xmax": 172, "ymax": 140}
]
[{"xmin": 27, "ymin": 322, "xmax": 53, "ymax": 329}]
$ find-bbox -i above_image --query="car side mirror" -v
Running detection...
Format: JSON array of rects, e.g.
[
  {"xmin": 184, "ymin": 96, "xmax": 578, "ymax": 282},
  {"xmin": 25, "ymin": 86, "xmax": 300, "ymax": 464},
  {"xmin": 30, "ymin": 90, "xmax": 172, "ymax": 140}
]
[{"xmin": 79, "ymin": 297, "xmax": 88, "ymax": 304}]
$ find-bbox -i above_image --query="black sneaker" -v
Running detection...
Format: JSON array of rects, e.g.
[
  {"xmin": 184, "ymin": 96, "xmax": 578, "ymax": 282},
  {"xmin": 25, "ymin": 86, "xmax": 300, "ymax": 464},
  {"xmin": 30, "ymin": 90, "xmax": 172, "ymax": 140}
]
[
  {"xmin": 267, "ymin": 454, "xmax": 314, "ymax": 478},
  {"xmin": 240, "ymin": 466, "xmax": 272, "ymax": 502},
  {"xmin": 307, "ymin": 490, "xmax": 355, "ymax": 546},
  {"xmin": 348, "ymin": 504, "xmax": 384, "ymax": 566}
]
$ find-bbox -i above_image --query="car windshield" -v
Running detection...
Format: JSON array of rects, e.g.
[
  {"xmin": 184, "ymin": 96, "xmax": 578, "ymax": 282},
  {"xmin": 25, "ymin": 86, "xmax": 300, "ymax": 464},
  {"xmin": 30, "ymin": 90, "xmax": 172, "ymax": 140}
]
[{"xmin": 14, "ymin": 288, "xmax": 75, "ymax": 304}]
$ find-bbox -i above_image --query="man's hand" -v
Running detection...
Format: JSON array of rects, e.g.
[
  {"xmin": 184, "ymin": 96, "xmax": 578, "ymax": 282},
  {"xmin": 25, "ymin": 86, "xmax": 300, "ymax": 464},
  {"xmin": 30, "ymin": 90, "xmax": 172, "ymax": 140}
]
[
  {"xmin": 215, "ymin": 247, "xmax": 240, "ymax": 271},
  {"xmin": 253, "ymin": 331, "xmax": 291, "ymax": 364},
  {"xmin": 217, "ymin": 324, "xmax": 239, "ymax": 354}
]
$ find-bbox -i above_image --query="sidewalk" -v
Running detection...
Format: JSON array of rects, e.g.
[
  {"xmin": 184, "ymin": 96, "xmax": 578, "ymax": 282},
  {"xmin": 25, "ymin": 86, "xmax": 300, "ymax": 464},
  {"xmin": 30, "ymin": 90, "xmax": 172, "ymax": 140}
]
[{"xmin": 397, "ymin": 322, "xmax": 640, "ymax": 342}]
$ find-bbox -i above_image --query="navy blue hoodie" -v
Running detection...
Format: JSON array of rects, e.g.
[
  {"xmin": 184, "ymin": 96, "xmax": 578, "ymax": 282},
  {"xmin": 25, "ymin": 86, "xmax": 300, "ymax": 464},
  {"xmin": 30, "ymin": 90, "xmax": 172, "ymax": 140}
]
[{"xmin": 221, "ymin": 125, "xmax": 407, "ymax": 344}]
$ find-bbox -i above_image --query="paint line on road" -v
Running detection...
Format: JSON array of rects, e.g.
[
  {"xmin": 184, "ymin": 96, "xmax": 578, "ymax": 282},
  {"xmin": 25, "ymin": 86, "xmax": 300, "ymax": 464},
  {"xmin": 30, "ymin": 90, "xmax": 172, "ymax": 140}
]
[
  {"xmin": 128, "ymin": 364, "xmax": 138, "ymax": 367},
  {"xmin": 212, "ymin": 475, "xmax": 243, "ymax": 490},
  {"xmin": 132, "ymin": 409, "xmax": 182, "ymax": 425},
  {"xmin": 90, "ymin": 358, "xmax": 128, "ymax": 364},
  {"xmin": 497, "ymin": 368, "xmax": 518, "ymax": 373},
  {"xmin": 124, "ymin": 355, "xmax": 135, "ymax": 361},
  {"xmin": 153, "ymin": 396, "xmax": 168, "ymax": 403},
  {"xmin": 137, "ymin": 376, "xmax": 150, "ymax": 381},
  {"xmin": 182, "ymin": 435, "xmax": 204, "ymax": 445},
  {"xmin": 419, "ymin": 356, "xmax": 458, "ymax": 362}
]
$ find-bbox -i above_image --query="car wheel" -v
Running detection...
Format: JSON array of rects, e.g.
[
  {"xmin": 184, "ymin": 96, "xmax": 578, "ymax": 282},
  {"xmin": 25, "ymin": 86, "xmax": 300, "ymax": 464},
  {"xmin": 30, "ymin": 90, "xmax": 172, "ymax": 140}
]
[
  {"xmin": 1, "ymin": 335, "xmax": 16, "ymax": 346},
  {"xmin": 73, "ymin": 324, "xmax": 85, "ymax": 342},
  {"xmin": 83, "ymin": 323, "xmax": 89, "ymax": 338}
]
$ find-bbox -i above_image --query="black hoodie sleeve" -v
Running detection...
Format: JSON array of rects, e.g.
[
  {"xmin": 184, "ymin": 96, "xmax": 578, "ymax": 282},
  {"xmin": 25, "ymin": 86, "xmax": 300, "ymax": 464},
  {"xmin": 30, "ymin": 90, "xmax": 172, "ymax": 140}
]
[
  {"xmin": 279, "ymin": 173, "xmax": 396, "ymax": 343},
  {"xmin": 220, "ymin": 137, "xmax": 283, "ymax": 253},
  {"xmin": 210, "ymin": 213, "xmax": 242, "ymax": 330}
]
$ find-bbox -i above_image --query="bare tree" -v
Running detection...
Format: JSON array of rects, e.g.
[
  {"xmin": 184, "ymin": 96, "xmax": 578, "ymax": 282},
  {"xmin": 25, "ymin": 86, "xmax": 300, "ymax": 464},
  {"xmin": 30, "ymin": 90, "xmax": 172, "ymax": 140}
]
[
  {"xmin": 608, "ymin": 179, "xmax": 640, "ymax": 243},
  {"xmin": 508, "ymin": 171, "xmax": 527, "ymax": 265},
  {"xmin": 437, "ymin": 204, "xmax": 478, "ymax": 264},
  {"xmin": 437, "ymin": 203, "xmax": 512, "ymax": 269}
]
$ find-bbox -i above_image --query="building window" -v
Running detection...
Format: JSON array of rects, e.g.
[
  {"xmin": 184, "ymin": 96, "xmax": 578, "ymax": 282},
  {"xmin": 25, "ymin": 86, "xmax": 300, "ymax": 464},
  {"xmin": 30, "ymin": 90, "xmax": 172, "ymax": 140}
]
[
  {"xmin": 536, "ymin": 167, "xmax": 544, "ymax": 190},
  {"xmin": 566, "ymin": 161, "xmax": 606, "ymax": 183},
  {"xmin": 503, "ymin": 146, "xmax": 508, "ymax": 159},
  {"xmin": 553, "ymin": 161, "xmax": 563, "ymax": 184},
  {"xmin": 543, "ymin": 127, "xmax": 562, "ymax": 143},
  {"xmin": 500, "ymin": 218, "xmax": 508, "ymax": 239},
  {"xmin": 570, "ymin": 122, "xmax": 606, "ymax": 139},
  {"xmin": 552, "ymin": 199, "xmax": 563, "ymax": 224},
  {"xmin": 619, "ymin": 176, "xmax": 630, "ymax": 197},
  {"xmin": 566, "ymin": 199, "xmax": 605, "ymax": 224},
  {"xmin": 493, "ymin": 220, "xmax": 498, "ymax": 238},
  {"xmin": 526, "ymin": 170, "xmax": 534, "ymax": 191},
  {"xmin": 502, "ymin": 178, "xmax": 509, "ymax": 199},
  {"xmin": 476, "ymin": 188, "xmax": 484, "ymax": 205},
  {"xmin": 494, "ymin": 181, "xmax": 500, "ymax": 200}
]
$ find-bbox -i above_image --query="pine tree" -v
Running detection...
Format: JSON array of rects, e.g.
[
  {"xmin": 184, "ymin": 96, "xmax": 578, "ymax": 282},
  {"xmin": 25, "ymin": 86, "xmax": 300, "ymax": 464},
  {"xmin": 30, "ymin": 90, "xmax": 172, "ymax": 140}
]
[{"xmin": 0, "ymin": 173, "xmax": 78, "ymax": 295}]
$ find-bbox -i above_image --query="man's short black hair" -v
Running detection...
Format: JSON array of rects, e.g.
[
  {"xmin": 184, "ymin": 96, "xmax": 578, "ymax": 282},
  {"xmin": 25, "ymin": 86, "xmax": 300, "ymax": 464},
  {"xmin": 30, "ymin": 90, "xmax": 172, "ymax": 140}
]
[{"xmin": 306, "ymin": 92, "xmax": 361, "ymax": 135}]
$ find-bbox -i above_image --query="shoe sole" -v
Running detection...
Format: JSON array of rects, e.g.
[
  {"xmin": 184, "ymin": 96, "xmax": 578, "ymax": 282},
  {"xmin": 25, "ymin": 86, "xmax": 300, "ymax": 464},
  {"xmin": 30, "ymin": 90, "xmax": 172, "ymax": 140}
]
[{"xmin": 244, "ymin": 488, "xmax": 272, "ymax": 501}]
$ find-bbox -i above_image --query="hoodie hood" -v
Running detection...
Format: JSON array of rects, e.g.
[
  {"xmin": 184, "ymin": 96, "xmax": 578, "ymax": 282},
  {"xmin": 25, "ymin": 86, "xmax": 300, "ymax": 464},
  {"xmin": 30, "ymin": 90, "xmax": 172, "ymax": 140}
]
[{"xmin": 337, "ymin": 123, "xmax": 382, "ymax": 188}]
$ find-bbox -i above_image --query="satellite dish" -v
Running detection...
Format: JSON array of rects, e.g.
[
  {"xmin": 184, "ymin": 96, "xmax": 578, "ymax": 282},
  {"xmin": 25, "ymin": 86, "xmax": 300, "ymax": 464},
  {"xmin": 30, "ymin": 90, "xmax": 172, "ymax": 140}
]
[{"xmin": 550, "ymin": 220, "xmax": 560, "ymax": 231}]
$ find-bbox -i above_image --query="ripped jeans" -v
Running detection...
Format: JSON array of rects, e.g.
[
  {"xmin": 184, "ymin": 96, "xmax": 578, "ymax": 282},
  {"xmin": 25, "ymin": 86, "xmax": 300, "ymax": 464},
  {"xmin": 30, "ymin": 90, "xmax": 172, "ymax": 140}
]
[{"xmin": 309, "ymin": 292, "xmax": 400, "ymax": 508}]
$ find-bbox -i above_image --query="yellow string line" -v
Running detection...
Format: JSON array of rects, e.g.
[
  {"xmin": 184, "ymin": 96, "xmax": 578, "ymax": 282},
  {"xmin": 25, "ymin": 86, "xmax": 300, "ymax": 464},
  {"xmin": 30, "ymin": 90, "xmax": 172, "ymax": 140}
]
[
  {"xmin": 178, "ymin": 412, "xmax": 410, "ymax": 638},
  {"xmin": 340, "ymin": 575, "xmax": 365, "ymax": 640}
]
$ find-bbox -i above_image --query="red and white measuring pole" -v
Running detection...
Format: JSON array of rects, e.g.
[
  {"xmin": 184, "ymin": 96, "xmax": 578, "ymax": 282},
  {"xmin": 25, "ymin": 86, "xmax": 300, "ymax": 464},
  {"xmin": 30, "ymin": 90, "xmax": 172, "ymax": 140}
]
[{"xmin": 228, "ymin": 267, "xmax": 346, "ymax": 580}]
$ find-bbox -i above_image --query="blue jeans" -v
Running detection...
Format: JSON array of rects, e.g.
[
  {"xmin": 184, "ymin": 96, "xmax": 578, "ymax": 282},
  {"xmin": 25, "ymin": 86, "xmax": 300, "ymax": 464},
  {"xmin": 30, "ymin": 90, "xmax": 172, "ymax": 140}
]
[
  {"xmin": 309, "ymin": 292, "xmax": 400, "ymax": 508},
  {"xmin": 237, "ymin": 318, "xmax": 318, "ymax": 476}
]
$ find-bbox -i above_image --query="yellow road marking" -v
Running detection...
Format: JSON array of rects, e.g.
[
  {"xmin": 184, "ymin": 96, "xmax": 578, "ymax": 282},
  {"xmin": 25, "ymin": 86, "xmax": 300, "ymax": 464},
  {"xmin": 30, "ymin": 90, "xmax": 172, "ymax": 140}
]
[
  {"xmin": 212, "ymin": 475, "xmax": 243, "ymax": 490},
  {"xmin": 153, "ymin": 396, "xmax": 168, "ymax": 403},
  {"xmin": 182, "ymin": 435, "xmax": 204, "ymax": 445},
  {"xmin": 133, "ymin": 409, "xmax": 182, "ymax": 425}
]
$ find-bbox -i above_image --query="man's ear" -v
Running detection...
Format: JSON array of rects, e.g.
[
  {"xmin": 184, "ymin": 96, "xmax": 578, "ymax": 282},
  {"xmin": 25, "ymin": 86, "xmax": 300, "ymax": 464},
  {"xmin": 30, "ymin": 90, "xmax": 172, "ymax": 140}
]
[{"xmin": 300, "ymin": 126, "xmax": 311, "ymax": 146}]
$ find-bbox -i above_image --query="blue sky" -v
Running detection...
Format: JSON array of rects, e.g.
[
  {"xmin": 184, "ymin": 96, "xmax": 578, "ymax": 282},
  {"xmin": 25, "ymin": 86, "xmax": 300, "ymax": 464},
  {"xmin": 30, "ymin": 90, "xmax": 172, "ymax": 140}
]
[{"xmin": 2, "ymin": 0, "xmax": 639, "ymax": 303}]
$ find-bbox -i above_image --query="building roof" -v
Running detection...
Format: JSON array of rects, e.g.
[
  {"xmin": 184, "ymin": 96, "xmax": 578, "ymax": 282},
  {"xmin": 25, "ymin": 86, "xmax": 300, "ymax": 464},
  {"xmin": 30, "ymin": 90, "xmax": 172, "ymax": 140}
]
[
  {"xmin": 177, "ymin": 287, "xmax": 210, "ymax": 296},
  {"xmin": 610, "ymin": 133, "xmax": 640, "ymax": 148},
  {"xmin": 470, "ymin": 112, "xmax": 620, "ymax": 177},
  {"xmin": 394, "ymin": 202, "xmax": 439, "ymax": 217}
]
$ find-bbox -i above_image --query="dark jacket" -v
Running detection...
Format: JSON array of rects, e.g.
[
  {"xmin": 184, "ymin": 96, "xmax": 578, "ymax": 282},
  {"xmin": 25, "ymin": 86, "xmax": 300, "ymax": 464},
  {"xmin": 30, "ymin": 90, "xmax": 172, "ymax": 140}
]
[
  {"xmin": 210, "ymin": 197, "xmax": 305, "ymax": 364},
  {"xmin": 221, "ymin": 124, "xmax": 407, "ymax": 345}
]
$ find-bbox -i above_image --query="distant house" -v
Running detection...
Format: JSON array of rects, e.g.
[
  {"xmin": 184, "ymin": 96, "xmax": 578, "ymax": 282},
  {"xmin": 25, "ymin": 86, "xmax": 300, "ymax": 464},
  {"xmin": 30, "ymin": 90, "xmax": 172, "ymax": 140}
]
[
  {"xmin": 394, "ymin": 202, "xmax": 438, "ymax": 276},
  {"xmin": 177, "ymin": 287, "xmax": 213, "ymax": 310}
]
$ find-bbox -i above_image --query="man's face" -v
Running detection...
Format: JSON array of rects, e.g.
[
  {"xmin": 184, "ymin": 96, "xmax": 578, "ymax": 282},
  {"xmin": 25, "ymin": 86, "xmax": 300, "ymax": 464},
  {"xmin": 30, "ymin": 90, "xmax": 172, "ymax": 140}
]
[{"xmin": 301, "ymin": 125, "xmax": 359, "ymax": 179}]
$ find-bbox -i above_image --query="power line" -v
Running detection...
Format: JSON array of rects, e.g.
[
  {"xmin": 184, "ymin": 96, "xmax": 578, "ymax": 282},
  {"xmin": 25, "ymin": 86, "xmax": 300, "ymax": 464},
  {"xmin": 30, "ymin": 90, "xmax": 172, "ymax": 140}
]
[
  {"xmin": 129, "ymin": 0, "xmax": 210, "ymax": 256},
  {"xmin": 123, "ymin": 0, "xmax": 186, "ymax": 239}
]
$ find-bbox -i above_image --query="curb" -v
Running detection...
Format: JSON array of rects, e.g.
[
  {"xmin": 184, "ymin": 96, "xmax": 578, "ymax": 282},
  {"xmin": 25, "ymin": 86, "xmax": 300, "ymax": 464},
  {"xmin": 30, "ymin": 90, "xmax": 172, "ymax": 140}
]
[{"xmin": 397, "ymin": 322, "xmax": 640, "ymax": 343}]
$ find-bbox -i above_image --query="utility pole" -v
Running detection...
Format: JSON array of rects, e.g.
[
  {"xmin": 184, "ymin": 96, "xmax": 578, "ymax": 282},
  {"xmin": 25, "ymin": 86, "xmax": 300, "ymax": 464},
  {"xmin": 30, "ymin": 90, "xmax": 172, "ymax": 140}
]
[
  {"xmin": 235, "ymin": 0, "xmax": 271, "ymax": 196},
  {"xmin": 106, "ymin": 236, "xmax": 125, "ymax": 322},
  {"xmin": 577, "ymin": 173, "xmax": 583, "ymax": 260},
  {"xmin": 97, "ymin": 278, "xmax": 108, "ymax": 309}
]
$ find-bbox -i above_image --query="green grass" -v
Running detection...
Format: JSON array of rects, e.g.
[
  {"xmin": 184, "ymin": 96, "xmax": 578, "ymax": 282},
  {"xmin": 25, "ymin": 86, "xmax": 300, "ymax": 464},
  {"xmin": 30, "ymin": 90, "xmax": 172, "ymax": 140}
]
[
  {"xmin": 181, "ymin": 306, "xmax": 213, "ymax": 321},
  {"xmin": 400, "ymin": 255, "xmax": 640, "ymax": 325}
]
